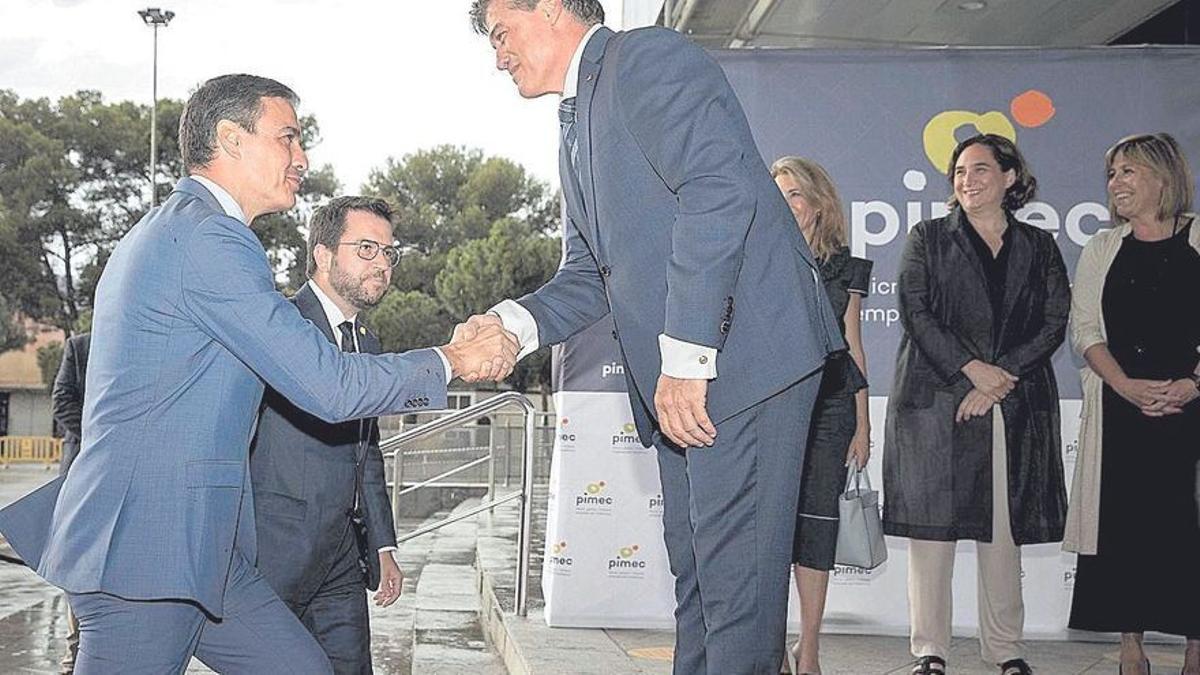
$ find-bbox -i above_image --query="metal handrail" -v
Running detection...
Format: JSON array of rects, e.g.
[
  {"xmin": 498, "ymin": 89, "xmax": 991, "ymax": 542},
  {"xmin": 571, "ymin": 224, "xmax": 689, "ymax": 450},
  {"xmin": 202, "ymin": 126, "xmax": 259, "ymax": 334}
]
[{"xmin": 383, "ymin": 391, "xmax": 537, "ymax": 617}]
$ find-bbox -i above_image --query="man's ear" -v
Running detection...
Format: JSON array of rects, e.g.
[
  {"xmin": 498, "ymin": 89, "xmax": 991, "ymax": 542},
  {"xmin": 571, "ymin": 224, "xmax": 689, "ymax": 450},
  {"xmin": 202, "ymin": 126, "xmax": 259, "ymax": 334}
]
[
  {"xmin": 215, "ymin": 119, "xmax": 243, "ymax": 160},
  {"xmin": 313, "ymin": 243, "xmax": 334, "ymax": 274}
]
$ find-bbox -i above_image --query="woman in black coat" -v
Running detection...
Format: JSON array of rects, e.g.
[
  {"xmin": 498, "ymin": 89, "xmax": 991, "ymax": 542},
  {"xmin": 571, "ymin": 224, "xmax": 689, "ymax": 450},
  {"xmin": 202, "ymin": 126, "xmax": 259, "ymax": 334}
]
[{"xmin": 884, "ymin": 134, "xmax": 1069, "ymax": 675}]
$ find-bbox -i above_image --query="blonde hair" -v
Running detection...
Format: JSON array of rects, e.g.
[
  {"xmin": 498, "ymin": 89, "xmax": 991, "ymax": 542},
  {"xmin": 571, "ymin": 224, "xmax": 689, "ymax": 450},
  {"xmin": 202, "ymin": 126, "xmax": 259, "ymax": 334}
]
[
  {"xmin": 1105, "ymin": 132, "xmax": 1194, "ymax": 225},
  {"xmin": 769, "ymin": 156, "xmax": 847, "ymax": 262}
]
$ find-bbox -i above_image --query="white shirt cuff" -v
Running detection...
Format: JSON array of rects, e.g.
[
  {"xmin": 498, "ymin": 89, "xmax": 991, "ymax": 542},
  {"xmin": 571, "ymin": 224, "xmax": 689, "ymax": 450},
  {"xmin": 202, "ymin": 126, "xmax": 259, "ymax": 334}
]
[
  {"xmin": 489, "ymin": 299, "xmax": 539, "ymax": 360},
  {"xmin": 378, "ymin": 546, "xmax": 397, "ymax": 555},
  {"xmin": 659, "ymin": 334, "xmax": 718, "ymax": 379},
  {"xmin": 430, "ymin": 347, "xmax": 453, "ymax": 384}
]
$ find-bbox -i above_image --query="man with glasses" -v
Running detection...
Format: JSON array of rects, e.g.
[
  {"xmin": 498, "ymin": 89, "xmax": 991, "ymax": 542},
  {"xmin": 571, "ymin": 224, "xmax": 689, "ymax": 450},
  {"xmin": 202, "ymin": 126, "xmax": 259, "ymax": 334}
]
[{"xmin": 251, "ymin": 196, "xmax": 408, "ymax": 673}]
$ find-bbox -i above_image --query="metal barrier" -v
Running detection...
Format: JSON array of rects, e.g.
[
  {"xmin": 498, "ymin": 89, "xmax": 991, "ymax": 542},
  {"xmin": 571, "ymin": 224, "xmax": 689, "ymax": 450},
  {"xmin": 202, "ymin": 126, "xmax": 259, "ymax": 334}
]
[
  {"xmin": 0, "ymin": 436, "xmax": 63, "ymax": 466},
  {"xmin": 380, "ymin": 392, "xmax": 537, "ymax": 617}
]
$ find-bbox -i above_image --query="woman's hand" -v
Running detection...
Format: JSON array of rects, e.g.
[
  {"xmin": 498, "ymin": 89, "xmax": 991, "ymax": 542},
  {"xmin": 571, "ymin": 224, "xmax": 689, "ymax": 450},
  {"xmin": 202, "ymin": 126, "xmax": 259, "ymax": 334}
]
[
  {"xmin": 844, "ymin": 425, "xmax": 871, "ymax": 469},
  {"xmin": 956, "ymin": 388, "xmax": 995, "ymax": 423},
  {"xmin": 1113, "ymin": 376, "xmax": 1172, "ymax": 414},
  {"xmin": 1142, "ymin": 378, "xmax": 1200, "ymax": 416},
  {"xmin": 962, "ymin": 360, "xmax": 1018, "ymax": 401}
]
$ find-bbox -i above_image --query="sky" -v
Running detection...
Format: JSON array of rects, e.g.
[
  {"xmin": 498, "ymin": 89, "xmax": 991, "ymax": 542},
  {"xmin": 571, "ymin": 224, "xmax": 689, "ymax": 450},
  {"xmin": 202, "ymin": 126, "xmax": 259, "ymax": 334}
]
[{"xmin": 0, "ymin": 0, "xmax": 625, "ymax": 194}]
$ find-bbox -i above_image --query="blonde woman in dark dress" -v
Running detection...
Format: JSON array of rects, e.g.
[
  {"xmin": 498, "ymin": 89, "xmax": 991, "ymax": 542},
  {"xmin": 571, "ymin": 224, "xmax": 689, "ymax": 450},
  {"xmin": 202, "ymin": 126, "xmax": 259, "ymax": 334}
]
[
  {"xmin": 1066, "ymin": 133, "xmax": 1200, "ymax": 675},
  {"xmin": 771, "ymin": 157, "xmax": 872, "ymax": 675}
]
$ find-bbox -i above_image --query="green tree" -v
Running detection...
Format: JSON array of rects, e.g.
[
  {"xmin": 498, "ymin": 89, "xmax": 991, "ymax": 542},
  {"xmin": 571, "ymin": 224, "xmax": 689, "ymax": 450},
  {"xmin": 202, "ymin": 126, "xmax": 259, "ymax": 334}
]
[{"xmin": 0, "ymin": 293, "xmax": 29, "ymax": 353}]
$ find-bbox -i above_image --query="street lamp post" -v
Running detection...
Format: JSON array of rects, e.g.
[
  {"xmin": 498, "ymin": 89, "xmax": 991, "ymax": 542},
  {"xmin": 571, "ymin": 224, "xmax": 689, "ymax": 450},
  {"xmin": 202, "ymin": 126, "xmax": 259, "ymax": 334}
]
[{"xmin": 138, "ymin": 7, "xmax": 175, "ymax": 207}]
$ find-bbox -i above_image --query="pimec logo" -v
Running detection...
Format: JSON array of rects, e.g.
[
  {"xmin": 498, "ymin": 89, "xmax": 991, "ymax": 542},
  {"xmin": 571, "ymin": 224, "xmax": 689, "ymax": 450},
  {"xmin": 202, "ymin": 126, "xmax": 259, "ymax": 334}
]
[
  {"xmin": 574, "ymin": 480, "xmax": 614, "ymax": 515},
  {"xmin": 607, "ymin": 544, "xmax": 648, "ymax": 578},
  {"xmin": 922, "ymin": 89, "xmax": 1056, "ymax": 173},
  {"xmin": 557, "ymin": 416, "xmax": 577, "ymax": 448},
  {"xmin": 611, "ymin": 422, "xmax": 643, "ymax": 452},
  {"xmin": 547, "ymin": 540, "xmax": 573, "ymax": 575}
]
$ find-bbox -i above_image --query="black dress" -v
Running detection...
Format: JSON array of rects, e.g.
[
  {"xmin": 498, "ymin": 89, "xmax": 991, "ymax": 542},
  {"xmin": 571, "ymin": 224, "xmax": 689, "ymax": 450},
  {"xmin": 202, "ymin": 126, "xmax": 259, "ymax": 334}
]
[
  {"xmin": 1069, "ymin": 222, "xmax": 1200, "ymax": 636},
  {"xmin": 793, "ymin": 247, "xmax": 873, "ymax": 569}
]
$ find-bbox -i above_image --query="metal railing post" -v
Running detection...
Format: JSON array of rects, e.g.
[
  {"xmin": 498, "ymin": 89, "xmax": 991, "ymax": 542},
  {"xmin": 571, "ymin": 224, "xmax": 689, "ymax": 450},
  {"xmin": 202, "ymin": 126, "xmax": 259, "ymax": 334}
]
[
  {"xmin": 503, "ymin": 419, "xmax": 513, "ymax": 487},
  {"xmin": 391, "ymin": 445, "xmax": 405, "ymax": 524},
  {"xmin": 486, "ymin": 418, "xmax": 497, "ymax": 502},
  {"xmin": 516, "ymin": 404, "xmax": 536, "ymax": 617}
]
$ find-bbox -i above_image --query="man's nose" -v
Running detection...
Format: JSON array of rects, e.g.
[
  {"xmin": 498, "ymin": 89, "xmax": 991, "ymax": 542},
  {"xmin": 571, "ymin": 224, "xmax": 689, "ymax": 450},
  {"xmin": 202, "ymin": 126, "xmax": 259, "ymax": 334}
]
[{"xmin": 294, "ymin": 145, "xmax": 309, "ymax": 173}]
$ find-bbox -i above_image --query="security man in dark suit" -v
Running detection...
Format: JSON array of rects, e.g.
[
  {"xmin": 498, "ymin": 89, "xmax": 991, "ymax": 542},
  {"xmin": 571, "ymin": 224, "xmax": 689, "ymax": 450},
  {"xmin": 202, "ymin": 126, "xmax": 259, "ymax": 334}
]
[
  {"xmin": 52, "ymin": 332, "xmax": 90, "ymax": 477},
  {"xmin": 51, "ymin": 331, "xmax": 90, "ymax": 673},
  {"xmin": 251, "ymin": 197, "xmax": 425, "ymax": 674}
]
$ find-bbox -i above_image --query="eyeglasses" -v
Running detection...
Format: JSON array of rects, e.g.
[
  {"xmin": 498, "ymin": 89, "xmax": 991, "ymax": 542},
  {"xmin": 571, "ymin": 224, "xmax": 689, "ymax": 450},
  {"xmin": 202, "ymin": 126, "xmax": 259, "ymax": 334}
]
[{"xmin": 336, "ymin": 239, "xmax": 401, "ymax": 267}]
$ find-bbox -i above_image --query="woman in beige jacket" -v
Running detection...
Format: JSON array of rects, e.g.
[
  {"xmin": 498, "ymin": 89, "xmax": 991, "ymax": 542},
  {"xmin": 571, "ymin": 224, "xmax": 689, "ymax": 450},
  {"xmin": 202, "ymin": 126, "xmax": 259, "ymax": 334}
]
[{"xmin": 1066, "ymin": 132, "xmax": 1200, "ymax": 675}]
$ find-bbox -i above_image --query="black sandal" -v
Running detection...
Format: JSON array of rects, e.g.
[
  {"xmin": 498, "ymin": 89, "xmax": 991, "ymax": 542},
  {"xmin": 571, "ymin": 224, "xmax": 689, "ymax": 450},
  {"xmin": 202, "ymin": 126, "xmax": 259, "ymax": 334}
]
[
  {"xmin": 912, "ymin": 655, "xmax": 946, "ymax": 674},
  {"xmin": 1000, "ymin": 658, "xmax": 1033, "ymax": 675}
]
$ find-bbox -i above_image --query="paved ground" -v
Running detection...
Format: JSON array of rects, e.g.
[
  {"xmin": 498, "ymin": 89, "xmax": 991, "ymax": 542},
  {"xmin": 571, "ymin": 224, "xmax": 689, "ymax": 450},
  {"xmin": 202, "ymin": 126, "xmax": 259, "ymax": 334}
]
[{"xmin": 0, "ymin": 464, "xmax": 502, "ymax": 674}]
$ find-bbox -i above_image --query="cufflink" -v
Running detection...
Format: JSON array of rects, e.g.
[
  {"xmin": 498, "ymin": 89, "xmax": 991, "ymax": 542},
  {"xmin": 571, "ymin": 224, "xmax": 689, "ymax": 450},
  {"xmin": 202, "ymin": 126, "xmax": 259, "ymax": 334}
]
[{"xmin": 698, "ymin": 355, "xmax": 709, "ymax": 365}]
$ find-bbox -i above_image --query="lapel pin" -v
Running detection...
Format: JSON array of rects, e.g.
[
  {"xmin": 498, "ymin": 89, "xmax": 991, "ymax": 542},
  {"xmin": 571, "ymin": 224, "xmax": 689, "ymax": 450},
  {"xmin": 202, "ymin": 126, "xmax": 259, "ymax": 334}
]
[{"xmin": 359, "ymin": 326, "xmax": 366, "ymax": 335}]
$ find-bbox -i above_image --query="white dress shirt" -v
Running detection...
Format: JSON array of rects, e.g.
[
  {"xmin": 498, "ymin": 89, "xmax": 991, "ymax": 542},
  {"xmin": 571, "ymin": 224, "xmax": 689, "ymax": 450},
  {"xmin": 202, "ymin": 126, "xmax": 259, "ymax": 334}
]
[{"xmin": 488, "ymin": 23, "xmax": 718, "ymax": 380}]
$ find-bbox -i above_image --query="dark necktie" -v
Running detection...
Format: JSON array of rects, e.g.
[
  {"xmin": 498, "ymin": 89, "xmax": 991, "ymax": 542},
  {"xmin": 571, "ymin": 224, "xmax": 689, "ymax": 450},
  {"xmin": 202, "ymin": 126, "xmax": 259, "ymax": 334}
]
[
  {"xmin": 559, "ymin": 96, "xmax": 578, "ymax": 175},
  {"xmin": 338, "ymin": 320, "xmax": 357, "ymax": 353}
]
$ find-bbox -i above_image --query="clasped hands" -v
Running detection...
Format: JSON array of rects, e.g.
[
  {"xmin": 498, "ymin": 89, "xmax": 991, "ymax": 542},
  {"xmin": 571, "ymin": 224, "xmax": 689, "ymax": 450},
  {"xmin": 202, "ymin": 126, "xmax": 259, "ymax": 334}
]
[
  {"xmin": 442, "ymin": 314, "xmax": 520, "ymax": 383},
  {"xmin": 1113, "ymin": 376, "xmax": 1199, "ymax": 417},
  {"xmin": 956, "ymin": 359, "xmax": 1018, "ymax": 423}
]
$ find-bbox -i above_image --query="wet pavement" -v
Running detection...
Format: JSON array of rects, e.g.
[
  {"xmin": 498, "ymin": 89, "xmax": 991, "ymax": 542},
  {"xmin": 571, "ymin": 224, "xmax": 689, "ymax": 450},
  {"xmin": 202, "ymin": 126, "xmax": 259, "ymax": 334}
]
[{"xmin": 0, "ymin": 465, "xmax": 502, "ymax": 674}]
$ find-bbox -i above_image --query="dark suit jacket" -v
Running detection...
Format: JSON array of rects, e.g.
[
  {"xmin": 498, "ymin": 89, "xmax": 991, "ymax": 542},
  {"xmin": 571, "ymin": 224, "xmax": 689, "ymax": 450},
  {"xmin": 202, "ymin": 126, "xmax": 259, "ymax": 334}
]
[
  {"xmin": 517, "ymin": 27, "xmax": 845, "ymax": 445},
  {"xmin": 251, "ymin": 282, "xmax": 397, "ymax": 604},
  {"xmin": 52, "ymin": 333, "xmax": 90, "ymax": 476},
  {"xmin": 884, "ymin": 208, "xmax": 1070, "ymax": 544}
]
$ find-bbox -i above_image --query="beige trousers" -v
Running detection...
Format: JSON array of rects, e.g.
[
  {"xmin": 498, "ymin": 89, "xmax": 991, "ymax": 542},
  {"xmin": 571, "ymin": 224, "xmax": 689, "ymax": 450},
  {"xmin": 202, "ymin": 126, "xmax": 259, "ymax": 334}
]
[
  {"xmin": 907, "ymin": 405, "xmax": 1025, "ymax": 665},
  {"xmin": 61, "ymin": 600, "xmax": 79, "ymax": 674}
]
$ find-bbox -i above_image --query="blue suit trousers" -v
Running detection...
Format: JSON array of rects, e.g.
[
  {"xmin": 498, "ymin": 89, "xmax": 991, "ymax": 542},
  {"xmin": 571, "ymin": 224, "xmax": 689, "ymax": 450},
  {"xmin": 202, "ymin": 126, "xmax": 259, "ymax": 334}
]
[
  {"xmin": 69, "ymin": 552, "xmax": 332, "ymax": 674},
  {"xmin": 656, "ymin": 374, "xmax": 820, "ymax": 675}
]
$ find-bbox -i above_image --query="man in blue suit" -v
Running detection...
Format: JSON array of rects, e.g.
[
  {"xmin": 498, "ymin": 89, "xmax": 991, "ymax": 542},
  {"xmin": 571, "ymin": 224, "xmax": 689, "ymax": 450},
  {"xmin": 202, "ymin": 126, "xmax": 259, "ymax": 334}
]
[
  {"xmin": 0, "ymin": 74, "xmax": 517, "ymax": 674},
  {"xmin": 251, "ymin": 196, "xmax": 410, "ymax": 674},
  {"xmin": 466, "ymin": 2, "xmax": 845, "ymax": 673}
]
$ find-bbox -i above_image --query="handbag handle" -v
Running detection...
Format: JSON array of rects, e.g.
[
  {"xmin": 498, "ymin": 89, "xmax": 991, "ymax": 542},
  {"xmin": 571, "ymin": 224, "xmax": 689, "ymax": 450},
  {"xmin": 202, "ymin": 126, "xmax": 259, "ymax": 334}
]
[{"xmin": 843, "ymin": 465, "xmax": 873, "ymax": 496}]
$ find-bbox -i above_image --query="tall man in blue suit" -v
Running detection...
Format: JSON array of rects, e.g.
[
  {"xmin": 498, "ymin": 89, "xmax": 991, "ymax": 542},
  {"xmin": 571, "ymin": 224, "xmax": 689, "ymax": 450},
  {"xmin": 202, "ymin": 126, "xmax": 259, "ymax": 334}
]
[
  {"xmin": 465, "ymin": 2, "xmax": 845, "ymax": 673},
  {"xmin": 251, "ymin": 196, "xmax": 409, "ymax": 674},
  {"xmin": 0, "ymin": 74, "xmax": 518, "ymax": 674}
]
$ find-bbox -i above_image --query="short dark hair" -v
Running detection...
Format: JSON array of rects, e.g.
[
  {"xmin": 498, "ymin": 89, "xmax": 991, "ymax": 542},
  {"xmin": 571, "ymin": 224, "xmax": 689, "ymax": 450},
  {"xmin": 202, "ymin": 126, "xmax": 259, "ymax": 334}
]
[
  {"xmin": 179, "ymin": 74, "xmax": 299, "ymax": 172},
  {"xmin": 469, "ymin": 0, "xmax": 604, "ymax": 35},
  {"xmin": 1105, "ymin": 132, "xmax": 1194, "ymax": 225},
  {"xmin": 946, "ymin": 134, "xmax": 1037, "ymax": 212},
  {"xmin": 306, "ymin": 196, "xmax": 395, "ymax": 278}
]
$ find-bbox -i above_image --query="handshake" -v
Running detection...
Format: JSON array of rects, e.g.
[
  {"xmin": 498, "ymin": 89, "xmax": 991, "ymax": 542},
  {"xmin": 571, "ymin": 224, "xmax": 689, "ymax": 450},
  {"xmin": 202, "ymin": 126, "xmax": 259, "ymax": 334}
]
[{"xmin": 440, "ymin": 314, "xmax": 521, "ymax": 383}]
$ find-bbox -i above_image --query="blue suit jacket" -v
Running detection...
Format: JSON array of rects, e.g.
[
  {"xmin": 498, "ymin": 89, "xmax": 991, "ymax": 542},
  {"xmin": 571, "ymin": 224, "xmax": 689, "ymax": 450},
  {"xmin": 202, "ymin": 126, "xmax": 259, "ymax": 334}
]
[
  {"xmin": 250, "ymin": 282, "xmax": 395, "ymax": 603},
  {"xmin": 520, "ymin": 27, "xmax": 845, "ymax": 443},
  {"xmin": 0, "ymin": 178, "xmax": 445, "ymax": 616}
]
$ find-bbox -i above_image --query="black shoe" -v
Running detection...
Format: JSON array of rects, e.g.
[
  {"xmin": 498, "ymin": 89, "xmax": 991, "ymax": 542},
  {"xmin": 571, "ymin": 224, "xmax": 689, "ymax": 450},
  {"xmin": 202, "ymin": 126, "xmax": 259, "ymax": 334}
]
[
  {"xmin": 912, "ymin": 655, "xmax": 946, "ymax": 674},
  {"xmin": 1000, "ymin": 658, "xmax": 1032, "ymax": 675}
]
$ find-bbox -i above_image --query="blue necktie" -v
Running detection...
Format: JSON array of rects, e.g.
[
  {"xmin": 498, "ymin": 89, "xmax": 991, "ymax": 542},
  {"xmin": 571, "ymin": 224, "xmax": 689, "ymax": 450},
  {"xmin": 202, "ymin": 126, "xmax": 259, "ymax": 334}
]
[{"xmin": 559, "ymin": 96, "xmax": 580, "ymax": 182}]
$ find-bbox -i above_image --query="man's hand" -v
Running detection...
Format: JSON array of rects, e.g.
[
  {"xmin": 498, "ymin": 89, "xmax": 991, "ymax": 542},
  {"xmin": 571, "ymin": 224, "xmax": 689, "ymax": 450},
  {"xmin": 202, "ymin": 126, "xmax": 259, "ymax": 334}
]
[
  {"xmin": 961, "ymin": 360, "xmax": 1018, "ymax": 402},
  {"xmin": 442, "ymin": 318, "xmax": 519, "ymax": 383},
  {"xmin": 373, "ymin": 552, "xmax": 403, "ymax": 607},
  {"xmin": 654, "ymin": 375, "xmax": 716, "ymax": 448},
  {"xmin": 956, "ymin": 387, "xmax": 994, "ymax": 423}
]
